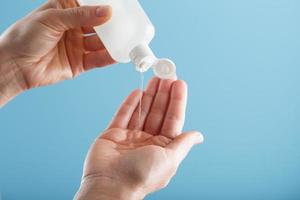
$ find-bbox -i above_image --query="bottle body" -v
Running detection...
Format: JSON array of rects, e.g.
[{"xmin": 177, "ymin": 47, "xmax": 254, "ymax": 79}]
[{"xmin": 78, "ymin": 0, "xmax": 155, "ymax": 63}]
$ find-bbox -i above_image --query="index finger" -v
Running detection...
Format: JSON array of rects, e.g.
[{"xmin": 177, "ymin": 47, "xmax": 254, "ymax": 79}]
[{"xmin": 108, "ymin": 89, "xmax": 141, "ymax": 129}]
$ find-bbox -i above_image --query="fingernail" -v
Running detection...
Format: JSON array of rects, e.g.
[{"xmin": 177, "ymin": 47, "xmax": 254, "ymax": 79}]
[
  {"xmin": 96, "ymin": 6, "xmax": 111, "ymax": 17},
  {"xmin": 196, "ymin": 132, "xmax": 204, "ymax": 144}
]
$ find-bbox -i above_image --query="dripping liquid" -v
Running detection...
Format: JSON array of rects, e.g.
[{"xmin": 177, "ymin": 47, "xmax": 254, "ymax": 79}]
[{"xmin": 138, "ymin": 72, "xmax": 144, "ymax": 129}]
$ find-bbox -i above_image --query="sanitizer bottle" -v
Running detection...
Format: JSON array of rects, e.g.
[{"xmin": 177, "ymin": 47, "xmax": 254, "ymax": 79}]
[{"xmin": 78, "ymin": 0, "xmax": 177, "ymax": 79}]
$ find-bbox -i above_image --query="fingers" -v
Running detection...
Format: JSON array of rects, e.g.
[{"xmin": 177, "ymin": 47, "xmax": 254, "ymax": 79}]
[
  {"xmin": 40, "ymin": 6, "xmax": 112, "ymax": 32},
  {"xmin": 84, "ymin": 34, "xmax": 106, "ymax": 51},
  {"xmin": 160, "ymin": 80, "xmax": 188, "ymax": 138},
  {"xmin": 83, "ymin": 50, "xmax": 115, "ymax": 71},
  {"xmin": 128, "ymin": 77, "xmax": 160, "ymax": 130},
  {"xmin": 82, "ymin": 27, "xmax": 96, "ymax": 34},
  {"xmin": 108, "ymin": 90, "xmax": 142, "ymax": 129},
  {"xmin": 144, "ymin": 79, "xmax": 176, "ymax": 135},
  {"xmin": 166, "ymin": 131, "xmax": 204, "ymax": 164},
  {"xmin": 33, "ymin": 2, "xmax": 53, "ymax": 13}
]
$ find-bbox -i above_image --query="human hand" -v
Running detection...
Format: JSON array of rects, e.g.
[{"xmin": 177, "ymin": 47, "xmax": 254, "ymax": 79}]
[
  {"xmin": 74, "ymin": 78, "xmax": 204, "ymax": 200},
  {"xmin": 0, "ymin": 0, "xmax": 114, "ymax": 106}
]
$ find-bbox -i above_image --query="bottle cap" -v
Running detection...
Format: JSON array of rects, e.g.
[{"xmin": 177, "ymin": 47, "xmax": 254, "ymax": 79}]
[
  {"xmin": 153, "ymin": 59, "xmax": 177, "ymax": 79},
  {"xmin": 129, "ymin": 43, "xmax": 156, "ymax": 72},
  {"xmin": 130, "ymin": 44, "xmax": 177, "ymax": 79}
]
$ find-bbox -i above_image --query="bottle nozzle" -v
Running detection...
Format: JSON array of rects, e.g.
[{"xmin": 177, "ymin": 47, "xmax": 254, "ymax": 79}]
[
  {"xmin": 129, "ymin": 44, "xmax": 156, "ymax": 72},
  {"xmin": 129, "ymin": 44, "xmax": 177, "ymax": 79}
]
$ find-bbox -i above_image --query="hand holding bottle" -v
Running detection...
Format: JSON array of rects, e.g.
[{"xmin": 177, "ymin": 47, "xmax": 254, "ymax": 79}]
[
  {"xmin": 0, "ymin": 1, "xmax": 114, "ymax": 106},
  {"xmin": 74, "ymin": 78, "xmax": 203, "ymax": 200},
  {"xmin": 79, "ymin": 0, "xmax": 177, "ymax": 79}
]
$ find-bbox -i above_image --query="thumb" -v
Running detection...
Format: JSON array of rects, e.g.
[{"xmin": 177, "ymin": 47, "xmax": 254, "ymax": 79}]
[
  {"xmin": 40, "ymin": 6, "xmax": 112, "ymax": 32},
  {"xmin": 166, "ymin": 131, "xmax": 204, "ymax": 164}
]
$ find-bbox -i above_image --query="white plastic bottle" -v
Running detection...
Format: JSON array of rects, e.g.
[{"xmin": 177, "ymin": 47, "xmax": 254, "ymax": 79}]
[{"xmin": 78, "ymin": 0, "xmax": 176, "ymax": 79}]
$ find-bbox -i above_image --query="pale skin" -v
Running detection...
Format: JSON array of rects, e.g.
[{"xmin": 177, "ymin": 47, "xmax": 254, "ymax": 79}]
[
  {"xmin": 0, "ymin": 0, "xmax": 114, "ymax": 106},
  {"xmin": 75, "ymin": 78, "xmax": 203, "ymax": 200},
  {"xmin": 0, "ymin": 1, "xmax": 203, "ymax": 199}
]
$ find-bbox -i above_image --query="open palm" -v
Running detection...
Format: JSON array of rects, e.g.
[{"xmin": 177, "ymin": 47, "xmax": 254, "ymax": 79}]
[{"xmin": 81, "ymin": 78, "xmax": 203, "ymax": 197}]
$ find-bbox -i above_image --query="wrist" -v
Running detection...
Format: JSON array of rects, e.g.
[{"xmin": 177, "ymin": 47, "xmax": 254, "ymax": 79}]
[
  {"xmin": 0, "ymin": 41, "xmax": 27, "ymax": 107},
  {"xmin": 74, "ymin": 176, "xmax": 146, "ymax": 200}
]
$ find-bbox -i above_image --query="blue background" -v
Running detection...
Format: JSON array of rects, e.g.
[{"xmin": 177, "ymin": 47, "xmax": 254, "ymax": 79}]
[{"xmin": 1, "ymin": 0, "xmax": 300, "ymax": 199}]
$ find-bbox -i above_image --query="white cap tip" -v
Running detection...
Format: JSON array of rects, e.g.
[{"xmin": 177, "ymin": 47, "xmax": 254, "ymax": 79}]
[{"xmin": 153, "ymin": 59, "xmax": 177, "ymax": 79}]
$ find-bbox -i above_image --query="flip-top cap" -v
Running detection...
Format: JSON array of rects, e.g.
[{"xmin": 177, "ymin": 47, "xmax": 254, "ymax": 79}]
[{"xmin": 153, "ymin": 59, "xmax": 177, "ymax": 79}]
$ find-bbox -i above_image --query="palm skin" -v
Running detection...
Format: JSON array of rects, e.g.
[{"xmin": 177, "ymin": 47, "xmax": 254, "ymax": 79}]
[
  {"xmin": 0, "ymin": 0, "xmax": 114, "ymax": 89},
  {"xmin": 86, "ymin": 129, "xmax": 175, "ymax": 194},
  {"xmin": 0, "ymin": 1, "xmax": 203, "ymax": 198},
  {"xmin": 79, "ymin": 78, "xmax": 203, "ymax": 199}
]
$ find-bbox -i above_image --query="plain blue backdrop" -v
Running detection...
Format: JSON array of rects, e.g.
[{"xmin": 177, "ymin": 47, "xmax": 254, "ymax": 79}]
[{"xmin": 1, "ymin": 0, "xmax": 300, "ymax": 199}]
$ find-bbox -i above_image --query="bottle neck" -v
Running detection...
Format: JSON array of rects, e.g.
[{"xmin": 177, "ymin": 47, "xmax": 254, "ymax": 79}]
[{"xmin": 129, "ymin": 43, "xmax": 157, "ymax": 72}]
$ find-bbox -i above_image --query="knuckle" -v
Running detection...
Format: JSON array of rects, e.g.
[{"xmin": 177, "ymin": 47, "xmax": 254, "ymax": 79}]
[
  {"xmin": 41, "ymin": 9, "xmax": 57, "ymax": 18},
  {"xmin": 160, "ymin": 179, "xmax": 171, "ymax": 189},
  {"xmin": 166, "ymin": 112, "xmax": 182, "ymax": 122},
  {"xmin": 47, "ymin": 0, "xmax": 55, "ymax": 7},
  {"xmin": 170, "ymin": 165, "xmax": 178, "ymax": 176},
  {"xmin": 73, "ymin": 7, "xmax": 91, "ymax": 17},
  {"xmin": 150, "ymin": 107, "xmax": 165, "ymax": 118},
  {"xmin": 140, "ymin": 106, "xmax": 148, "ymax": 116},
  {"xmin": 33, "ymin": 9, "xmax": 55, "ymax": 22}
]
